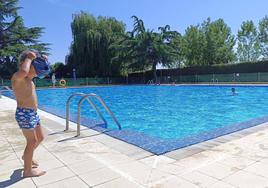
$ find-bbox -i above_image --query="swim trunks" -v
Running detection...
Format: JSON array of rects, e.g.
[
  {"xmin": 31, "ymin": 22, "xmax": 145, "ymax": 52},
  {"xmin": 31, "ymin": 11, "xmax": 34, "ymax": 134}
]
[{"xmin": 15, "ymin": 107, "xmax": 40, "ymax": 129}]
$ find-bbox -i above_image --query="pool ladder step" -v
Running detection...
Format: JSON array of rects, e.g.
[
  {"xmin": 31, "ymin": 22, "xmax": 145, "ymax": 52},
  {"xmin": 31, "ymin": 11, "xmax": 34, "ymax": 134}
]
[{"xmin": 65, "ymin": 93, "xmax": 121, "ymax": 136}]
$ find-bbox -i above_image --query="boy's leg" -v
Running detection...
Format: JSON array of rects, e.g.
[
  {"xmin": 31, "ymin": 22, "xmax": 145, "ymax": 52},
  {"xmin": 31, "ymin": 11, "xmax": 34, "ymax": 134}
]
[
  {"xmin": 22, "ymin": 125, "xmax": 44, "ymax": 167},
  {"xmin": 34, "ymin": 124, "xmax": 45, "ymax": 148},
  {"xmin": 22, "ymin": 129, "xmax": 46, "ymax": 177}
]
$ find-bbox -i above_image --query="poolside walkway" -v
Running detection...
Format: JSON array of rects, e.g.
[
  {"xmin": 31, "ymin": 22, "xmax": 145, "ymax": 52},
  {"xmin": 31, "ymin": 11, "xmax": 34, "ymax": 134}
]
[{"xmin": 1, "ymin": 96, "xmax": 268, "ymax": 187}]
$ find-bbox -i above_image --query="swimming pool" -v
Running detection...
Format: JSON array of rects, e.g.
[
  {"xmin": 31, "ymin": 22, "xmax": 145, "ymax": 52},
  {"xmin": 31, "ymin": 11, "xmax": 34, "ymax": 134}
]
[{"xmin": 5, "ymin": 85, "xmax": 268, "ymax": 154}]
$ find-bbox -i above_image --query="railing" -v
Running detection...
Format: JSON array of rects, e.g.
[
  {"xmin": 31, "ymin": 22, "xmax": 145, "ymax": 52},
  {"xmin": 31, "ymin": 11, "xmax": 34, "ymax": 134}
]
[
  {"xmin": 0, "ymin": 86, "xmax": 13, "ymax": 98},
  {"xmin": 65, "ymin": 93, "xmax": 121, "ymax": 136},
  {"xmin": 2, "ymin": 72, "xmax": 268, "ymax": 87},
  {"xmin": 147, "ymin": 80, "xmax": 153, "ymax": 85},
  {"xmin": 211, "ymin": 78, "xmax": 219, "ymax": 84}
]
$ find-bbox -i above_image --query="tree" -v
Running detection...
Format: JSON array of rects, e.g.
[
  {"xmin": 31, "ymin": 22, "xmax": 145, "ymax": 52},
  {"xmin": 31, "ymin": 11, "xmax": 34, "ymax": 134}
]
[
  {"xmin": 51, "ymin": 62, "xmax": 67, "ymax": 78},
  {"xmin": 201, "ymin": 18, "xmax": 236, "ymax": 65},
  {"xmin": 112, "ymin": 16, "xmax": 180, "ymax": 82},
  {"xmin": 0, "ymin": 0, "xmax": 49, "ymax": 78},
  {"xmin": 259, "ymin": 16, "xmax": 268, "ymax": 60},
  {"xmin": 181, "ymin": 25, "xmax": 206, "ymax": 66},
  {"xmin": 237, "ymin": 20, "xmax": 261, "ymax": 62},
  {"xmin": 180, "ymin": 18, "xmax": 235, "ymax": 67},
  {"xmin": 68, "ymin": 12, "xmax": 125, "ymax": 77}
]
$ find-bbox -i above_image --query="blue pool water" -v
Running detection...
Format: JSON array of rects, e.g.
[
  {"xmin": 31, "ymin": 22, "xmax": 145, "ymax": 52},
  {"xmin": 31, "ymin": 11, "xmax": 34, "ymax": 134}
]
[{"xmin": 5, "ymin": 85, "xmax": 268, "ymax": 154}]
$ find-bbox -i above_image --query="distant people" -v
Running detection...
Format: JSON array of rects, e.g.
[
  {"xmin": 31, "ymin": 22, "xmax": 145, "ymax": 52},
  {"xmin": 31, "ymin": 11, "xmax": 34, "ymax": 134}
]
[
  {"xmin": 231, "ymin": 87, "xmax": 238, "ymax": 95},
  {"xmin": 51, "ymin": 73, "xmax": 56, "ymax": 87}
]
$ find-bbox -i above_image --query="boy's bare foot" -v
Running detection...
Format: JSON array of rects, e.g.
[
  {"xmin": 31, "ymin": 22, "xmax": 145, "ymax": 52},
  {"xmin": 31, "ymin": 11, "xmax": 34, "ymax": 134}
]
[
  {"xmin": 23, "ymin": 169, "xmax": 46, "ymax": 178},
  {"xmin": 22, "ymin": 156, "xmax": 39, "ymax": 168}
]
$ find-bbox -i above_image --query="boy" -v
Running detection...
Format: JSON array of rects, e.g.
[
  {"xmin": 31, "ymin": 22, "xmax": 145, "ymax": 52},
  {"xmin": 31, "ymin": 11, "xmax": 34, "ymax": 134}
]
[{"xmin": 11, "ymin": 50, "xmax": 47, "ymax": 177}]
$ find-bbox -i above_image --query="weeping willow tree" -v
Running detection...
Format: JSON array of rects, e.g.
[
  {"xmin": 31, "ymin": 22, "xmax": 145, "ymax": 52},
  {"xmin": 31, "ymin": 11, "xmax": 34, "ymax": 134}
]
[{"xmin": 68, "ymin": 12, "xmax": 125, "ymax": 77}]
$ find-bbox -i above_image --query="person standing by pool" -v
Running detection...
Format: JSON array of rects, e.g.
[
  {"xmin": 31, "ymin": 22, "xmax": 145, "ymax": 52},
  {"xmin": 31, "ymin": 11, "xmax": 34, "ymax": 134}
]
[
  {"xmin": 51, "ymin": 73, "xmax": 56, "ymax": 87},
  {"xmin": 11, "ymin": 50, "xmax": 48, "ymax": 177}
]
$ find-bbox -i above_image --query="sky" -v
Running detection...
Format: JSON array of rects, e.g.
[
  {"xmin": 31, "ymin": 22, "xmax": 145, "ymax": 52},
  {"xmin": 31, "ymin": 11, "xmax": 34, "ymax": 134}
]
[{"xmin": 18, "ymin": 0, "xmax": 268, "ymax": 64}]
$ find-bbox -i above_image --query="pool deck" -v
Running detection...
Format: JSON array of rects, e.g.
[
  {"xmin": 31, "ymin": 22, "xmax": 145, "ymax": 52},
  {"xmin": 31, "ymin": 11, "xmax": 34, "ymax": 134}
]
[{"xmin": 2, "ymin": 97, "xmax": 268, "ymax": 187}]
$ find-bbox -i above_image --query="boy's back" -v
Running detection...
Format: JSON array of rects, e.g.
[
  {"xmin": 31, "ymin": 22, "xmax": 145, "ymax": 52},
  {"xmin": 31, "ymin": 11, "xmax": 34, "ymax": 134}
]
[{"xmin": 11, "ymin": 73, "xmax": 38, "ymax": 109}]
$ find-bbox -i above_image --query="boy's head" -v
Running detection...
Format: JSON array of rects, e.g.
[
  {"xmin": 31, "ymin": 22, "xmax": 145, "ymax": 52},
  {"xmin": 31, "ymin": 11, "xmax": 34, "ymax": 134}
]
[
  {"xmin": 18, "ymin": 50, "xmax": 50, "ymax": 79},
  {"xmin": 18, "ymin": 50, "xmax": 37, "ymax": 77}
]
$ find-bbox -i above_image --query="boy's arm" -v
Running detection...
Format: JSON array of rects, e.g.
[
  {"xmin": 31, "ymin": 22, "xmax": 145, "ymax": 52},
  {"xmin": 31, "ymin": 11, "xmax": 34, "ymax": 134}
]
[{"xmin": 16, "ymin": 52, "xmax": 36, "ymax": 79}]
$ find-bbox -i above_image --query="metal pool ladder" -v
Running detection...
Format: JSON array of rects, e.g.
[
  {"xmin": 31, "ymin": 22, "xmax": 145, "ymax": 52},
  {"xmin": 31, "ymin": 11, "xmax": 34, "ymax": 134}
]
[{"xmin": 65, "ymin": 93, "xmax": 121, "ymax": 136}]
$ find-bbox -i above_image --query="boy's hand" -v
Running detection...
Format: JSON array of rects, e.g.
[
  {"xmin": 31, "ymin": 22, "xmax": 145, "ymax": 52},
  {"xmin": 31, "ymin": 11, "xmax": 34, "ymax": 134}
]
[
  {"xmin": 41, "ymin": 54, "xmax": 48, "ymax": 61},
  {"xmin": 27, "ymin": 51, "xmax": 37, "ymax": 61}
]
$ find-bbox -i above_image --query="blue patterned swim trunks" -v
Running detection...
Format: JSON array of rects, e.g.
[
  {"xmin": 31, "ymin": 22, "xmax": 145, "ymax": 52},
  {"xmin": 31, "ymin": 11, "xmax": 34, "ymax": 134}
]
[{"xmin": 15, "ymin": 107, "xmax": 40, "ymax": 129}]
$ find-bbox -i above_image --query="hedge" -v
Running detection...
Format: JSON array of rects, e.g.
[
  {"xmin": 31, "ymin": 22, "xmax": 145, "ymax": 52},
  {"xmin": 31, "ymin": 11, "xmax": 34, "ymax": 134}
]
[{"xmin": 129, "ymin": 60, "xmax": 268, "ymax": 79}]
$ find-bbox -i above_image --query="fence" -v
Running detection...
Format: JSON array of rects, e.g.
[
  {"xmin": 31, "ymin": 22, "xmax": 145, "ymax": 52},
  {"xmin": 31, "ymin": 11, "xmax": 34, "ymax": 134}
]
[
  {"xmin": 2, "ymin": 72, "xmax": 268, "ymax": 87},
  {"xmin": 133, "ymin": 72, "xmax": 268, "ymax": 84},
  {"xmin": 0, "ymin": 77, "xmax": 127, "ymax": 87}
]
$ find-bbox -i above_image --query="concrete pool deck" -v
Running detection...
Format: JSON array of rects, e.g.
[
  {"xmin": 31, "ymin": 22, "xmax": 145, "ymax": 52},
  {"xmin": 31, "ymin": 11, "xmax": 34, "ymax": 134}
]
[{"xmin": 1, "ymin": 96, "xmax": 268, "ymax": 187}]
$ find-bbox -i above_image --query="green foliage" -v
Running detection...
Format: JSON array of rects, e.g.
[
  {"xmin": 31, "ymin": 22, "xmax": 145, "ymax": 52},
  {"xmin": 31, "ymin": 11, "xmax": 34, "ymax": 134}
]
[
  {"xmin": 111, "ymin": 16, "xmax": 181, "ymax": 81},
  {"xmin": 202, "ymin": 18, "xmax": 236, "ymax": 65},
  {"xmin": 259, "ymin": 16, "xmax": 268, "ymax": 60},
  {"xmin": 237, "ymin": 20, "xmax": 261, "ymax": 62},
  {"xmin": 51, "ymin": 62, "xmax": 64, "ymax": 72},
  {"xmin": 181, "ymin": 25, "xmax": 206, "ymax": 66},
  {"xmin": 51, "ymin": 62, "xmax": 68, "ymax": 78},
  {"xmin": 67, "ymin": 12, "xmax": 125, "ymax": 77},
  {"xmin": 180, "ymin": 18, "xmax": 236, "ymax": 67},
  {"xmin": 0, "ymin": 0, "xmax": 49, "ymax": 78}
]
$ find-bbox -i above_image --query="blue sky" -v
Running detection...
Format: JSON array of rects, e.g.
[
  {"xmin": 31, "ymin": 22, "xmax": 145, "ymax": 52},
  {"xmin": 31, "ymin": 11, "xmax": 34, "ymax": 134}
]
[{"xmin": 19, "ymin": 0, "xmax": 268, "ymax": 64}]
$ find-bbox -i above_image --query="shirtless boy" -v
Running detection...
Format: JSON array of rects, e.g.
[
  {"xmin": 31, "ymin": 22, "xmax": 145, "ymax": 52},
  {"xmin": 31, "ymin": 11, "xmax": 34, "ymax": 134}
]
[{"xmin": 11, "ymin": 50, "xmax": 47, "ymax": 177}]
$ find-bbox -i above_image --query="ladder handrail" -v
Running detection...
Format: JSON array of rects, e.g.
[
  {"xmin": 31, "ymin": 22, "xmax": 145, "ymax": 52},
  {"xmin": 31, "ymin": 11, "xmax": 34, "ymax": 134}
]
[
  {"xmin": 77, "ymin": 94, "xmax": 108, "ymax": 136},
  {"xmin": 0, "ymin": 86, "xmax": 14, "ymax": 98},
  {"xmin": 79, "ymin": 95, "xmax": 108, "ymax": 125},
  {"xmin": 65, "ymin": 92, "xmax": 121, "ymax": 136},
  {"xmin": 94, "ymin": 95, "xmax": 122, "ymax": 130},
  {"xmin": 65, "ymin": 93, "xmax": 87, "ymax": 131},
  {"xmin": 76, "ymin": 94, "xmax": 122, "ymax": 136},
  {"xmin": 211, "ymin": 78, "xmax": 218, "ymax": 84}
]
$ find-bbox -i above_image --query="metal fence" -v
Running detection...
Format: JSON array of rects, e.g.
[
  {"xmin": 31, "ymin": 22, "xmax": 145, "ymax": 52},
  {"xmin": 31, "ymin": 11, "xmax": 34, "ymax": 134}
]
[
  {"xmin": 2, "ymin": 72, "xmax": 268, "ymax": 87},
  {"xmin": 0, "ymin": 77, "xmax": 127, "ymax": 87}
]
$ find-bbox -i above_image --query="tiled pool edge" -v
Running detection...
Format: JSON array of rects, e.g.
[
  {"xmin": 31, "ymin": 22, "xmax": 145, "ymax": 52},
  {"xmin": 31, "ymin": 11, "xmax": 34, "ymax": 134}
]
[{"xmin": 164, "ymin": 122, "xmax": 268, "ymax": 160}]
